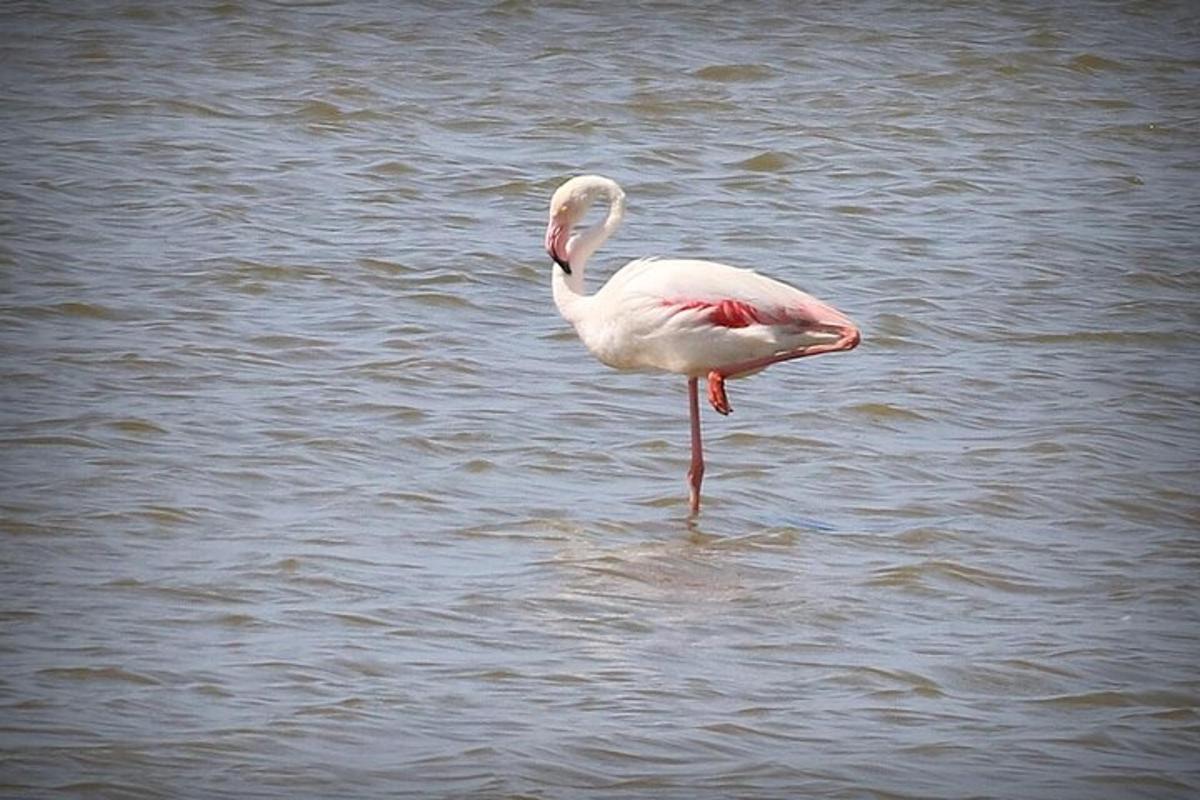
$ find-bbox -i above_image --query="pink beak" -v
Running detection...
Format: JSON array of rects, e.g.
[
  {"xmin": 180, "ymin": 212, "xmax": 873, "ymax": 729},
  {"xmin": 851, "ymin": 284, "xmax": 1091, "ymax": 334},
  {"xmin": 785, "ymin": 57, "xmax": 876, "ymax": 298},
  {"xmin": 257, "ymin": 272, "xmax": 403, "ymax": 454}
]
[{"xmin": 544, "ymin": 219, "xmax": 571, "ymax": 274}]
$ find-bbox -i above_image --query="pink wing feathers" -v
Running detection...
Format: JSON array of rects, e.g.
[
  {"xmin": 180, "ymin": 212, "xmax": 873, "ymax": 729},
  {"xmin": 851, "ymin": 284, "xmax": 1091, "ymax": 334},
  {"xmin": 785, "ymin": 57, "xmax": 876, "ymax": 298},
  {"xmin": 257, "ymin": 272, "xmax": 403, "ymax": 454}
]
[{"xmin": 652, "ymin": 262, "xmax": 854, "ymax": 336}]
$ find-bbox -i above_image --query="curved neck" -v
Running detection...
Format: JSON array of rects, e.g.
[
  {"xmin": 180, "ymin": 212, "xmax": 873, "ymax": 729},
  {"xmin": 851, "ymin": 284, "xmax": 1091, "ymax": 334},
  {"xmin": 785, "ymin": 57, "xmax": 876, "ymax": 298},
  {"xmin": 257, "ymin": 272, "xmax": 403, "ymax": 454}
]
[
  {"xmin": 552, "ymin": 180, "xmax": 625, "ymax": 322},
  {"xmin": 568, "ymin": 184, "xmax": 625, "ymax": 276}
]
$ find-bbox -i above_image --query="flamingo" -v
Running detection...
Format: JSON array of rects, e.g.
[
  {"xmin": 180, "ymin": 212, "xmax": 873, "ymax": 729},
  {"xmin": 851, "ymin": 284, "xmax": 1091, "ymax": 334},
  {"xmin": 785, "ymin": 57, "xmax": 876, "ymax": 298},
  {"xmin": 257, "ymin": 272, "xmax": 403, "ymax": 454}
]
[{"xmin": 544, "ymin": 175, "xmax": 860, "ymax": 514}]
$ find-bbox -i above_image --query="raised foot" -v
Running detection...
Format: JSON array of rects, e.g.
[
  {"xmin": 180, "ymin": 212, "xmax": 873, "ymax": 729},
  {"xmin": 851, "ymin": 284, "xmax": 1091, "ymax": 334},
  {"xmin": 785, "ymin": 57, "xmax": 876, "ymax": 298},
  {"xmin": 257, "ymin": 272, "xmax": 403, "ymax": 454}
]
[{"xmin": 706, "ymin": 371, "xmax": 732, "ymax": 416}]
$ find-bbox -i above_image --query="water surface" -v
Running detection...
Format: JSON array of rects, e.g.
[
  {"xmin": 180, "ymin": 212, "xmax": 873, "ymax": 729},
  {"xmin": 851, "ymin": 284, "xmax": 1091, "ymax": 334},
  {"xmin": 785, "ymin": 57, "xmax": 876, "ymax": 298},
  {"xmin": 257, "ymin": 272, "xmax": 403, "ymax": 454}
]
[{"xmin": 2, "ymin": 1, "xmax": 1199, "ymax": 798}]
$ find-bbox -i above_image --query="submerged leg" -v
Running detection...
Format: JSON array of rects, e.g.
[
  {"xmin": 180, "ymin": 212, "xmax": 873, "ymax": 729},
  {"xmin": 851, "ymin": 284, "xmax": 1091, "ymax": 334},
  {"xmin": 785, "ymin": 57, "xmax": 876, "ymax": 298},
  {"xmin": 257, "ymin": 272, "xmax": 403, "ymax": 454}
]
[
  {"xmin": 704, "ymin": 324, "xmax": 861, "ymax": 414},
  {"xmin": 687, "ymin": 377, "xmax": 705, "ymax": 514}
]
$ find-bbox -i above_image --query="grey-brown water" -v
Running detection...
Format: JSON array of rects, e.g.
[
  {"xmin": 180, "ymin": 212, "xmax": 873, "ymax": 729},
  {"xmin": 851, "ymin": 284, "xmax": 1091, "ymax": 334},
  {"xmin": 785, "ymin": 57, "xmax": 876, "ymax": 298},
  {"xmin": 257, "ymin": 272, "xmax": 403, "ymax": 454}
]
[{"xmin": 2, "ymin": 1, "xmax": 1199, "ymax": 798}]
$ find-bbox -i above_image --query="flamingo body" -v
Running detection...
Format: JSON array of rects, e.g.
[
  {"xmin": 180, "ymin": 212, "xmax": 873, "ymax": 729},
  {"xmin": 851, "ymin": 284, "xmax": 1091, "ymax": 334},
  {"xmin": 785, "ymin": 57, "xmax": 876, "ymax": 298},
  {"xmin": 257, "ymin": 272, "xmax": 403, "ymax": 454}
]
[
  {"xmin": 544, "ymin": 175, "xmax": 860, "ymax": 514},
  {"xmin": 565, "ymin": 256, "xmax": 854, "ymax": 377}
]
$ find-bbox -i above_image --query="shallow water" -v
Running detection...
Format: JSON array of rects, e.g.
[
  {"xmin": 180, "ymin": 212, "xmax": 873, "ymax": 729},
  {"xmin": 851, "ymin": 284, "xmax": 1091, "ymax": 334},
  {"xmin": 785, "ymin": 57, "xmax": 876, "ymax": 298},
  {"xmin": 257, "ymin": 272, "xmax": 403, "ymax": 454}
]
[{"xmin": 2, "ymin": 1, "xmax": 1199, "ymax": 798}]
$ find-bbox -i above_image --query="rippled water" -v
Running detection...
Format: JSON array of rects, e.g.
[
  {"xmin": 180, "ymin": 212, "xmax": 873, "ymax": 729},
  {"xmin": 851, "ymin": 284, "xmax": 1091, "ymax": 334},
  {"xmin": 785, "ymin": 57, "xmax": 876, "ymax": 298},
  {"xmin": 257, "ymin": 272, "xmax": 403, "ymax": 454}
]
[{"xmin": 2, "ymin": 1, "xmax": 1199, "ymax": 798}]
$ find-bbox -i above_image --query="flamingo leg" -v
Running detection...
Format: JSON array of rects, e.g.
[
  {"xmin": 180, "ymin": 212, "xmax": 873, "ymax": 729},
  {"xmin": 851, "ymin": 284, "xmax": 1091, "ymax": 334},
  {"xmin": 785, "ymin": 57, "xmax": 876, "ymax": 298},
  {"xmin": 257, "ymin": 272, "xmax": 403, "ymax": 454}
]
[
  {"xmin": 707, "ymin": 370, "xmax": 732, "ymax": 416},
  {"xmin": 687, "ymin": 376, "xmax": 705, "ymax": 514},
  {"xmin": 704, "ymin": 324, "xmax": 861, "ymax": 415}
]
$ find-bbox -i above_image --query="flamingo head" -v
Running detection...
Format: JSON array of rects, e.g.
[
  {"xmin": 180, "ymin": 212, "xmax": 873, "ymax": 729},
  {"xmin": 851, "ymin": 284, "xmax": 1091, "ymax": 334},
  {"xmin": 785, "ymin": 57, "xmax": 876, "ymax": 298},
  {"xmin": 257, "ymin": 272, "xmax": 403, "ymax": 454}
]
[{"xmin": 544, "ymin": 175, "xmax": 619, "ymax": 275}]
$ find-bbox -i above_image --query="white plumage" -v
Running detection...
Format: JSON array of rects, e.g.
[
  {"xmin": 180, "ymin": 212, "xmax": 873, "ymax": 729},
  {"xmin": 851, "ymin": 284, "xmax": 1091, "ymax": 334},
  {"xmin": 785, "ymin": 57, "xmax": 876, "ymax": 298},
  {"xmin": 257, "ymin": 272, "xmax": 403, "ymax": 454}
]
[{"xmin": 563, "ymin": 256, "xmax": 852, "ymax": 375}]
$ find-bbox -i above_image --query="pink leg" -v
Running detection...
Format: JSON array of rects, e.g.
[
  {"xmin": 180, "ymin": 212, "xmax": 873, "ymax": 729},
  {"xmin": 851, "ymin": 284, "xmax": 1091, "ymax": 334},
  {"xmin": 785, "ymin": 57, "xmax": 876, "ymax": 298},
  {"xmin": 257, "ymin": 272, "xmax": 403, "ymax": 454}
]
[
  {"xmin": 687, "ymin": 376, "xmax": 704, "ymax": 514},
  {"xmin": 705, "ymin": 324, "xmax": 861, "ymax": 415},
  {"xmin": 707, "ymin": 370, "xmax": 732, "ymax": 416}
]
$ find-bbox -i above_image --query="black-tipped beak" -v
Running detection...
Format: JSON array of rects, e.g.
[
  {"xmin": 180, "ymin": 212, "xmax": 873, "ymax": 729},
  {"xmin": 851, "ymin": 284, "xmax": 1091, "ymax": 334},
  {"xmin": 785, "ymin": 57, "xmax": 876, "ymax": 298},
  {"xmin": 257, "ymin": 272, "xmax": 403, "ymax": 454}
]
[{"xmin": 545, "ymin": 218, "xmax": 571, "ymax": 275}]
